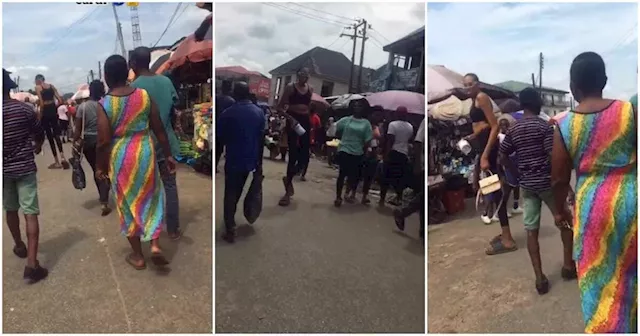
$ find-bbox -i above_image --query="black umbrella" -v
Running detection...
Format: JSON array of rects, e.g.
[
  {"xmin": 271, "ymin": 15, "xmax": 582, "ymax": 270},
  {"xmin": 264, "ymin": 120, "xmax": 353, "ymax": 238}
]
[
  {"xmin": 498, "ymin": 99, "xmax": 521, "ymax": 114},
  {"xmin": 151, "ymin": 53, "xmax": 171, "ymax": 73}
]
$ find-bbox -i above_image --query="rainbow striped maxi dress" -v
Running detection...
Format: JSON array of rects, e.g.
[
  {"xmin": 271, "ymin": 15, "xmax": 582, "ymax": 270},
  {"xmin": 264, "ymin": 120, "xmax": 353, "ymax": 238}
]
[
  {"xmin": 102, "ymin": 88, "xmax": 165, "ymax": 242},
  {"xmin": 557, "ymin": 100, "xmax": 637, "ymax": 333}
]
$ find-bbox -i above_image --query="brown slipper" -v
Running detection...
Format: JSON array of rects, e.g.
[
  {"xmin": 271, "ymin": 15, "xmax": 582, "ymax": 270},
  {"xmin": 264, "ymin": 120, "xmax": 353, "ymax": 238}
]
[
  {"xmin": 168, "ymin": 230, "xmax": 183, "ymax": 241},
  {"xmin": 125, "ymin": 254, "xmax": 146, "ymax": 270},
  {"xmin": 101, "ymin": 207, "xmax": 112, "ymax": 217},
  {"xmin": 48, "ymin": 163, "xmax": 62, "ymax": 169},
  {"xmin": 61, "ymin": 160, "xmax": 70, "ymax": 170},
  {"xmin": 150, "ymin": 252, "xmax": 169, "ymax": 266},
  {"xmin": 278, "ymin": 195, "xmax": 291, "ymax": 207}
]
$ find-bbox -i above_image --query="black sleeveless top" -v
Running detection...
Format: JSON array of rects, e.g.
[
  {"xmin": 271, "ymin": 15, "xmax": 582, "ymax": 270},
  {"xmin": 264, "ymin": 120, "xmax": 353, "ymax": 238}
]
[
  {"xmin": 469, "ymin": 99, "xmax": 487, "ymax": 122},
  {"xmin": 289, "ymin": 85, "xmax": 312, "ymax": 105},
  {"xmin": 41, "ymin": 86, "xmax": 55, "ymax": 102}
]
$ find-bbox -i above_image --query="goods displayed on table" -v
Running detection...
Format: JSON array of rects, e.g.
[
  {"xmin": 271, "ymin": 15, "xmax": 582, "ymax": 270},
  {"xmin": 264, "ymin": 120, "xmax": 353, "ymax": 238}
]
[{"xmin": 193, "ymin": 102, "xmax": 212, "ymax": 152}]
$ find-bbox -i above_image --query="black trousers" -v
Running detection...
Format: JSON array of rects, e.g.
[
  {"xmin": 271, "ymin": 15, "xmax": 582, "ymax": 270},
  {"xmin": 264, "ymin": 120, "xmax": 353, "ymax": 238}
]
[
  {"xmin": 398, "ymin": 170, "xmax": 425, "ymax": 238},
  {"xmin": 41, "ymin": 108, "xmax": 64, "ymax": 157},
  {"xmin": 286, "ymin": 113, "xmax": 311, "ymax": 180},
  {"xmin": 224, "ymin": 170, "xmax": 250, "ymax": 231},
  {"xmin": 336, "ymin": 151, "xmax": 363, "ymax": 198},
  {"xmin": 215, "ymin": 137, "xmax": 223, "ymax": 169},
  {"xmin": 380, "ymin": 150, "xmax": 410, "ymax": 199},
  {"xmin": 82, "ymin": 137, "xmax": 110, "ymax": 204},
  {"xmin": 359, "ymin": 153, "xmax": 379, "ymax": 196}
]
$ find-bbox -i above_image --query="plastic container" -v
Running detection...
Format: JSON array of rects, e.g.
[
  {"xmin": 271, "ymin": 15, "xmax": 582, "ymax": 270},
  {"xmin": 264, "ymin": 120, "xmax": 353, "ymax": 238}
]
[{"xmin": 457, "ymin": 139, "xmax": 472, "ymax": 155}]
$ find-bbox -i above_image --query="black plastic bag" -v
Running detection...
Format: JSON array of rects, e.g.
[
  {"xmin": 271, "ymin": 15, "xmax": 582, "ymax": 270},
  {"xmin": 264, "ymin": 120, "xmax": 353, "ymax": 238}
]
[
  {"xmin": 69, "ymin": 156, "xmax": 86, "ymax": 190},
  {"xmin": 243, "ymin": 171, "xmax": 263, "ymax": 224}
]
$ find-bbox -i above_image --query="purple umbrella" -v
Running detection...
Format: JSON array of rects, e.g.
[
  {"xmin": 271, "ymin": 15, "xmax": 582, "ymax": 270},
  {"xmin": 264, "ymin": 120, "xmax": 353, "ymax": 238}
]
[{"xmin": 365, "ymin": 90, "xmax": 425, "ymax": 115}]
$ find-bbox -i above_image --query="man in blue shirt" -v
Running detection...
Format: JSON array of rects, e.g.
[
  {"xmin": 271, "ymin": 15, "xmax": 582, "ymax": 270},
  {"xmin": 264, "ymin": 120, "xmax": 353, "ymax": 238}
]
[
  {"xmin": 217, "ymin": 82, "xmax": 265, "ymax": 243},
  {"xmin": 130, "ymin": 47, "xmax": 182, "ymax": 240},
  {"xmin": 215, "ymin": 80, "xmax": 235, "ymax": 172}
]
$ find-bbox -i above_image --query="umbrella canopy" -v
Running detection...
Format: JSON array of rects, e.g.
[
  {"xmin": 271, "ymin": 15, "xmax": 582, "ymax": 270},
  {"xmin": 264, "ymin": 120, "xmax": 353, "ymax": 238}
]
[
  {"xmin": 498, "ymin": 99, "xmax": 521, "ymax": 114},
  {"xmin": 70, "ymin": 82, "xmax": 108, "ymax": 102},
  {"xmin": 10, "ymin": 91, "xmax": 38, "ymax": 103},
  {"xmin": 311, "ymin": 92, "xmax": 330, "ymax": 110},
  {"xmin": 427, "ymin": 65, "xmax": 517, "ymax": 103},
  {"xmin": 428, "ymin": 65, "xmax": 466, "ymax": 102},
  {"xmin": 151, "ymin": 52, "xmax": 172, "ymax": 73},
  {"xmin": 330, "ymin": 93, "xmax": 370, "ymax": 110},
  {"xmin": 365, "ymin": 90, "xmax": 425, "ymax": 115},
  {"xmin": 162, "ymin": 34, "xmax": 212, "ymax": 73}
]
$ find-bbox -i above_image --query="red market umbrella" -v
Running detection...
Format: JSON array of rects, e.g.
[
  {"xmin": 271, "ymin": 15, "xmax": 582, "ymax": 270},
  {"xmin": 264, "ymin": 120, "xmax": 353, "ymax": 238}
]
[
  {"xmin": 162, "ymin": 34, "xmax": 212, "ymax": 73},
  {"xmin": 365, "ymin": 90, "xmax": 425, "ymax": 115},
  {"xmin": 311, "ymin": 92, "xmax": 330, "ymax": 111}
]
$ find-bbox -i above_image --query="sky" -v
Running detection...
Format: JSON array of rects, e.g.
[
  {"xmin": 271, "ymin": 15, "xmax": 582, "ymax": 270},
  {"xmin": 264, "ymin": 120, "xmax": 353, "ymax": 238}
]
[
  {"xmin": 215, "ymin": 2, "xmax": 425, "ymax": 76},
  {"xmin": 2, "ymin": 2, "xmax": 210, "ymax": 95},
  {"xmin": 427, "ymin": 2, "xmax": 638, "ymax": 100}
]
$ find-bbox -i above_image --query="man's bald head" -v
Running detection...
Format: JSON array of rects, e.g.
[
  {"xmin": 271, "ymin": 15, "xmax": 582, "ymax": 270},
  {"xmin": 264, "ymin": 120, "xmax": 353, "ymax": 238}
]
[
  {"xmin": 130, "ymin": 46, "xmax": 152, "ymax": 73},
  {"xmin": 233, "ymin": 82, "xmax": 250, "ymax": 101}
]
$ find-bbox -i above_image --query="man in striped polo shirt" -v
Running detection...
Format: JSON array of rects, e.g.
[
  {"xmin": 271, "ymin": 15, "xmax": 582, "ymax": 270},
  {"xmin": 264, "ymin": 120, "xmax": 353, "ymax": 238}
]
[
  {"xmin": 3, "ymin": 69, "xmax": 48, "ymax": 284},
  {"xmin": 499, "ymin": 88, "xmax": 576, "ymax": 296}
]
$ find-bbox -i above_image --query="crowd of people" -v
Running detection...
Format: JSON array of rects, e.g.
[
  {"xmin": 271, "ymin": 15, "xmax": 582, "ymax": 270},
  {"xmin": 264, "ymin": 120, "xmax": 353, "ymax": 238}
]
[
  {"xmin": 2, "ymin": 46, "xmax": 187, "ymax": 283},
  {"xmin": 216, "ymin": 68, "xmax": 425, "ymax": 244},
  {"xmin": 464, "ymin": 51, "xmax": 636, "ymax": 333}
]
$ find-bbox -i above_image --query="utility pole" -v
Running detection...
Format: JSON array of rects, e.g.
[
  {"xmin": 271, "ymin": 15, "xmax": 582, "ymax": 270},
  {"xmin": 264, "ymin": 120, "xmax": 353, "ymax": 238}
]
[
  {"xmin": 341, "ymin": 20, "xmax": 366, "ymax": 93},
  {"xmin": 538, "ymin": 52, "xmax": 544, "ymax": 91},
  {"xmin": 98, "ymin": 61, "xmax": 102, "ymax": 80},
  {"xmin": 113, "ymin": 5, "xmax": 127, "ymax": 61},
  {"xmin": 16, "ymin": 76, "xmax": 20, "ymax": 91},
  {"xmin": 531, "ymin": 73, "xmax": 536, "ymax": 88},
  {"xmin": 90, "ymin": 70, "xmax": 95, "ymax": 81},
  {"xmin": 357, "ymin": 20, "xmax": 368, "ymax": 93}
]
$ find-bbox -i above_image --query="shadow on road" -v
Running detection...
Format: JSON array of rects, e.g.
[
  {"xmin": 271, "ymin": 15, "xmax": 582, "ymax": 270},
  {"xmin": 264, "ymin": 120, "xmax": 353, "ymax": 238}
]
[{"xmin": 40, "ymin": 227, "xmax": 88, "ymax": 270}]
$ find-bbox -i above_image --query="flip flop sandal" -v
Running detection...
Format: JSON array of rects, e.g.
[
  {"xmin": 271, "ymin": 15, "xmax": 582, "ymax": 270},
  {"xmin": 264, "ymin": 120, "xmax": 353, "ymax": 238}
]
[
  {"xmin": 48, "ymin": 163, "xmax": 63, "ymax": 169},
  {"xmin": 278, "ymin": 195, "xmax": 291, "ymax": 207},
  {"xmin": 561, "ymin": 267, "xmax": 578, "ymax": 280},
  {"xmin": 489, "ymin": 234, "xmax": 502, "ymax": 245},
  {"xmin": 169, "ymin": 230, "xmax": 183, "ymax": 241},
  {"xmin": 101, "ymin": 207, "xmax": 112, "ymax": 217},
  {"xmin": 13, "ymin": 242, "xmax": 27, "ymax": 259},
  {"xmin": 125, "ymin": 254, "xmax": 146, "ymax": 270},
  {"xmin": 61, "ymin": 160, "xmax": 70, "ymax": 169},
  {"xmin": 334, "ymin": 198, "xmax": 343, "ymax": 208},
  {"xmin": 150, "ymin": 252, "xmax": 169, "ymax": 266},
  {"xmin": 485, "ymin": 239, "xmax": 518, "ymax": 255}
]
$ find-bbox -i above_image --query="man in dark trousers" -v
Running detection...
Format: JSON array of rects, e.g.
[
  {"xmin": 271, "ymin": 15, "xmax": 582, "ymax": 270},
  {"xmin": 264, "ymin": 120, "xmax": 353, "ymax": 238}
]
[
  {"xmin": 217, "ymin": 82, "xmax": 265, "ymax": 243},
  {"xmin": 215, "ymin": 80, "xmax": 236, "ymax": 172}
]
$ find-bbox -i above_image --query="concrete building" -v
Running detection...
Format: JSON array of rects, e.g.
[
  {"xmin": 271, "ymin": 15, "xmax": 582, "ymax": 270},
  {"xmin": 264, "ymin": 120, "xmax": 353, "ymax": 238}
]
[
  {"xmin": 268, "ymin": 46, "xmax": 374, "ymax": 105},
  {"xmin": 370, "ymin": 26, "xmax": 425, "ymax": 93},
  {"xmin": 494, "ymin": 80, "xmax": 571, "ymax": 116}
]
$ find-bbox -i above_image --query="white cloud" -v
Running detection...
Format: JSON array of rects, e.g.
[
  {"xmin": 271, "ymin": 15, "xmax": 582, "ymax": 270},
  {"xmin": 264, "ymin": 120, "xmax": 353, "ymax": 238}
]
[
  {"xmin": 215, "ymin": 2, "xmax": 425, "ymax": 76},
  {"xmin": 3, "ymin": 3, "xmax": 209, "ymax": 94},
  {"xmin": 427, "ymin": 2, "xmax": 638, "ymax": 100}
]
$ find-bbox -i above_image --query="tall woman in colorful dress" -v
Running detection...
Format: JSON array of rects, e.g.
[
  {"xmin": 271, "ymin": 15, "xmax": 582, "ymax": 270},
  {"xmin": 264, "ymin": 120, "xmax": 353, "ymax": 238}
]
[
  {"xmin": 552, "ymin": 52, "xmax": 637, "ymax": 333},
  {"xmin": 95, "ymin": 55, "xmax": 177, "ymax": 269}
]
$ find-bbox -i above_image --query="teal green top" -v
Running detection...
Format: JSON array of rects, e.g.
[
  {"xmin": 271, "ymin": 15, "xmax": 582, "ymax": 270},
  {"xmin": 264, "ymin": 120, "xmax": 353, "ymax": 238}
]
[
  {"xmin": 630, "ymin": 94, "xmax": 637, "ymax": 111},
  {"xmin": 131, "ymin": 75, "xmax": 180, "ymax": 160},
  {"xmin": 336, "ymin": 116, "xmax": 372, "ymax": 156}
]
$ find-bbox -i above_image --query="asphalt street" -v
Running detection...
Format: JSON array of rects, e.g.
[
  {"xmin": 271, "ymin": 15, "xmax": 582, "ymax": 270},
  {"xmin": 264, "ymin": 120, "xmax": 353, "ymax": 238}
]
[
  {"xmin": 215, "ymin": 156, "xmax": 425, "ymax": 333},
  {"xmin": 3, "ymin": 144, "xmax": 213, "ymax": 333}
]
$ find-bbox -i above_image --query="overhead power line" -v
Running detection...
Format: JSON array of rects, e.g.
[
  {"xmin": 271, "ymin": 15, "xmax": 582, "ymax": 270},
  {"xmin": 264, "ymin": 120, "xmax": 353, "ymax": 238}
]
[
  {"xmin": 152, "ymin": 3, "xmax": 183, "ymax": 47},
  {"xmin": 263, "ymin": 3, "xmax": 348, "ymax": 28},
  {"xmin": 287, "ymin": 3, "xmax": 354, "ymax": 25},
  {"xmin": 30, "ymin": 7, "xmax": 102, "ymax": 60}
]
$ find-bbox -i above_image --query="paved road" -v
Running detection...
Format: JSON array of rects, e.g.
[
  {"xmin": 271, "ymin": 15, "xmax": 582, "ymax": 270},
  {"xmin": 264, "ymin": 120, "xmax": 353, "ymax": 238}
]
[
  {"xmin": 215, "ymin": 156, "xmax": 425, "ymax": 333},
  {"xmin": 3, "ymin": 144, "xmax": 212, "ymax": 333},
  {"xmin": 427, "ymin": 198, "xmax": 584, "ymax": 333}
]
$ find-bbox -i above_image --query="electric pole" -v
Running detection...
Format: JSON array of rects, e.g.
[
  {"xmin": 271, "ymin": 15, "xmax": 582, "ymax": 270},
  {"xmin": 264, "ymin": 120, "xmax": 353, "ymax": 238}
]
[
  {"xmin": 357, "ymin": 20, "xmax": 368, "ymax": 93},
  {"xmin": 113, "ymin": 5, "xmax": 127, "ymax": 61},
  {"xmin": 90, "ymin": 70, "xmax": 95, "ymax": 81},
  {"xmin": 98, "ymin": 61, "xmax": 102, "ymax": 80},
  {"xmin": 341, "ymin": 20, "xmax": 366, "ymax": 93},
  {"xmin": 538, "ymin": 52, "xmax": 544, "ymax": 91},
  {"xmin": 531, "ymin": 73, "xmax": 536, "ymax": 88},
  {"xmin": 16, "ymin": 76, "xmax": 20, "ymax": 91}
]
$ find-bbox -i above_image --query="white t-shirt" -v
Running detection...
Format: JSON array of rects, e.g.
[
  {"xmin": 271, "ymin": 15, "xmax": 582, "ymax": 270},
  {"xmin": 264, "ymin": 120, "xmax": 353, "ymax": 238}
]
[
  {"xmin": 326, "ymin": 122, "xmax": 337, "ymax": 137},
  {"xmin": 57, "ymin": 105, "xmax": 69, "ymax": 121},
  {"xmin": 387, "ymin": 120, "xmax": 414, "ymax": 155},
  {"xmin": 416, "ymin": 119, "xmax": 425, "ymax": 169}
]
